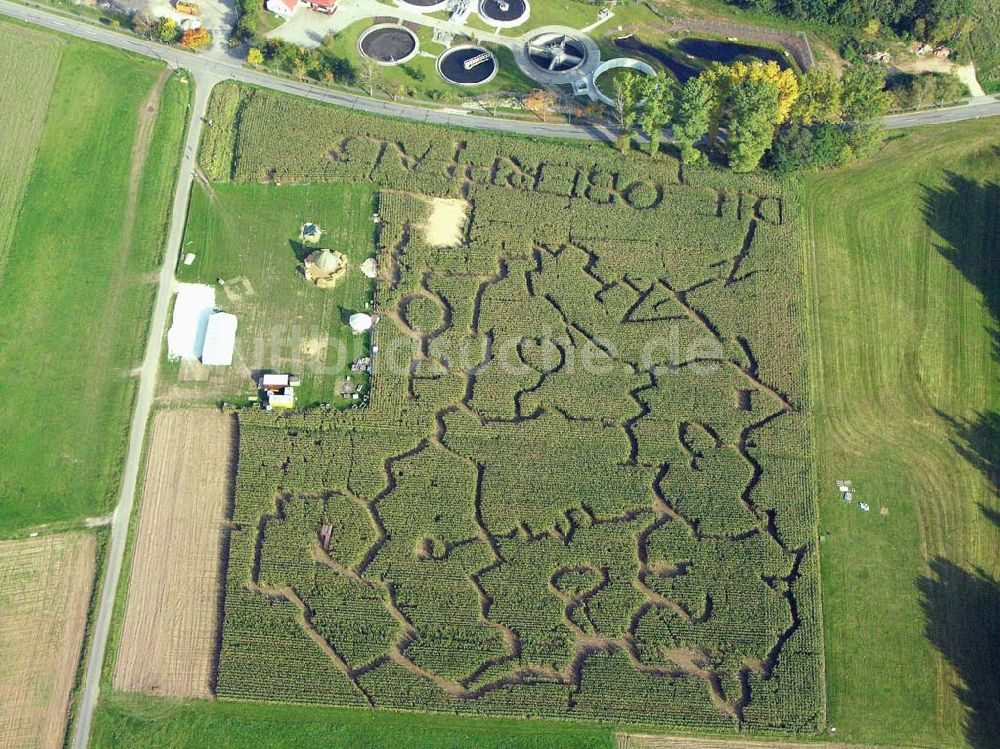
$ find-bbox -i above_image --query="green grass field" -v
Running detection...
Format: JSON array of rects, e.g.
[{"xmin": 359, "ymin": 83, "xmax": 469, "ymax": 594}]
[
  {"xmin": 0, "ymin": 23, "xmax": 64, "ymax": 283},
  {"xmin": 802, "ymin": 122, "xmax": 1000, "ymax": 748},
  {"xmin": 162, "ymin": 182, "xmax": 377, "ymax": 406},
  {"xmin": 0, "ymin": 28, "xmax": 188, "ymax": 536},
  {"xmin": 91, "ymin": 694, "xmax": 614, "ymax": 749}
]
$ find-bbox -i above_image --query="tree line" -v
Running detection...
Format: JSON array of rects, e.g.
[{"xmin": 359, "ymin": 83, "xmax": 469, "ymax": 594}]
[
  {"xmin": 130, "ymin": 14, "xmax": 213, "ymax": 48},
  {"xmin": 248, "ymin": 38, "xmax": 356, "ymax": 85},
  {"xmin": 730, "ymin": 0, "xmax": 972, "ymax": 48},
  {"xmin": 608, "ymin": 59, "xmax": 894, "ymax": 172}
]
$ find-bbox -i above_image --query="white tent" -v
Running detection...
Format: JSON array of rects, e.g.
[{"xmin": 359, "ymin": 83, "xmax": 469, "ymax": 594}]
[
  {"xmin": 201, "ymin": 312, "xmax": 238, "ymax": 366},
  {"xmin": 349, "ymin": 313, "xmax": 373, "ymax": 334},
  {"xmin": 166, "ymin": 283, "xmax": 216, "ymax": 361},
  {"xmin": 360, "ymin": 258, "xmax": 378, "ymax": 279},
  {"xmin": 309, "ymin": 249, "xmax": 343, "ymax": 272}
]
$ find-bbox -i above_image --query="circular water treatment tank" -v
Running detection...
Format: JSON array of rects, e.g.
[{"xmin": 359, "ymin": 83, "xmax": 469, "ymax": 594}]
[
  {"xmin": 590, "ymin": 57, "xmax": 655, "ymax": 106},
  {"xmin": 478, "ymin": 0, "xmax": 529, "ymax": 27},
  {"xmin": 437, "ymin": 45, "xmax": 498, "ymax": 86},
  {"xmin": 526, "ymin": 32, "xmax": 587, "ymax": 73},
  {"xmin": 358, "ymin": 24, "xmax": 419, "ymax": 66}
]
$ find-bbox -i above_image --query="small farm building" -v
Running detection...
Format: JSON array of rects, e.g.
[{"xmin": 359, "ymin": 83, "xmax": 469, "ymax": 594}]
[
  {"xmin": 261, "ymin": 373, "xmax": 300, "ymax": 410},
  {"xmin": 300, "ymin": 222, "xmax": 323, "ymax": 241},
  {"xmin": 265, "ymin": 0, "xmax": 296, "ymax": 16},
  {"xmin": 268, "ymin": 389, "xmax": 296, "ymax": 409},
  {"xmin": 201, "ymin": 312, "xmax": 237, "ymax": 366},
  {"xmin": 261, "ymin": 373, "xmax": 301, "ymax": 391}
]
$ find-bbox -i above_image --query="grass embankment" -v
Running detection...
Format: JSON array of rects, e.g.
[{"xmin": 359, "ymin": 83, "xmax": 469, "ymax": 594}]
[
  {"xmin": 91, "ymin": 694, "xmax": 614, "ymax": 748},
  {"xmin": 0, "ymin": 27, "xmax": 188, "ymax": 536},
  {"xmin": 802, "ymin": 122, "xmax": 1000, "ymax": 748},
  {"xmin": 162, "ymin": 182, "xmax": 378, "ymax": 406},
  {"xmin": 964, "ymin": 0, "xmax": 1000, "ymax": 92}
]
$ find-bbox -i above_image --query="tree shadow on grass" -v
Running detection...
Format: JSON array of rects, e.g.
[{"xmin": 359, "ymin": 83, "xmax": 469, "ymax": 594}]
[
  {"xmin": 937, "ymin": 409, "xmax": 1000, "ymax": 499},
  {"xmin": 918, "ymin": 548, "xmax": 1000, "ymax": 748},
  {"xmin": 921, "ymin": 160, "xmax": 1000, "ymax": 361},
  {"xmin": 919, "ymin": 155, "xmax": 1000, "ymax": 748}
]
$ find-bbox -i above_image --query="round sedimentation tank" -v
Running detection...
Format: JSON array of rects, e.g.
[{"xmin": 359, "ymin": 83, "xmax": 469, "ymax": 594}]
[
  {"xmin": 590, "ymin": 57, "xmax": 655, "ymax": 106},
  {"xmin": 437, "ymin": 45, "xmax": 498, "ymax": 86},
  {"xmin": 478, "ymin": 0, "xmax": 530, "ymax": 27},
  {"xmin": 525, "ymin": 31, "xmax": 587, "ymax": 73},
  {"xmin": 358, "ymin": 24, "xmax": 419, "ymax": 66}
]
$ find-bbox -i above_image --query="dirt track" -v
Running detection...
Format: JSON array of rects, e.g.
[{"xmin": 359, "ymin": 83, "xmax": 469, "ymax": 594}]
[
  {"xmin": 113, "ymin": 409, "xmax": 235, "ymax": 698},
  {"xmin": 618, "ymin": 733, "xmax": 914, "ymax": 749},
  {"xmin": 0, "ymin": 533, "xmax": 95, "ymax": 749}
]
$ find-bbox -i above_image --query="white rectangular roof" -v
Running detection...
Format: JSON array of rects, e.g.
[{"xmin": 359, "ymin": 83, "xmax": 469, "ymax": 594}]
[
  {"xmin": 167, "ymin": 284, "xmax": 216, "ymax": 361},
  {"xmin": 201, "ymin": 311, "xmax": 237, "ymax": 366},
  {"xmin": 262, "ymin": 374, "xmax": 290, "ymax": 387}
]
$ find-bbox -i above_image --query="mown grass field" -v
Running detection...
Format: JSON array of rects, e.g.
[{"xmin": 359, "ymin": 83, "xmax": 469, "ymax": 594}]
[
  {"xmin": 0, "ymin": 23, "xmax": 63, "ymax": 284},
  {"xmin": 0, "ymin": 26, "xmax": 189, "ymax": 536},
  {"xmin": 91, "ymin": 694, "xmax": 614, "ymax": 749},
  {"xmin": 802, "ymin": 122, "xmax": 1000, "ymax": 748},
  {"xmin": 162, "ymin": 182, "xmax": 377, "ymax": 406}
]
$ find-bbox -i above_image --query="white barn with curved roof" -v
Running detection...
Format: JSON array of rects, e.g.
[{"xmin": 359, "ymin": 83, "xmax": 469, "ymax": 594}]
[{"xmin": 201, "ymin": 311, "xmax": 238, "ymax": 366}]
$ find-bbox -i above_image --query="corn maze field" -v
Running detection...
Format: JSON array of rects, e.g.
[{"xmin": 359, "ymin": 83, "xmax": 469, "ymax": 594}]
[{"xmin": 205, "ymin": 83, "xmax": 824, "ymax": 734}]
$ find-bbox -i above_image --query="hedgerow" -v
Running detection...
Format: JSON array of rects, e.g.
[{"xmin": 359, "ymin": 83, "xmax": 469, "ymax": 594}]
[{"xmin": 208, "ymin": 84, "xmax": 825, "ymax": 735}]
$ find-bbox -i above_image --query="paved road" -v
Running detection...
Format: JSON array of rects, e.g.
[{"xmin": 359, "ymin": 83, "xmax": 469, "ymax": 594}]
[
  {"xmin": 0, "ymin": 0, "xmax": 620, "ymax": 141},
  {"xmin": 880, "ymin": 94, "xmax": 1000, "ymax": 128},
  {"xmin": 2, "ymin": 0, "xmax": 996, "ymax": 139},
  {"xmin": 69, "ymin": 70, "xmax": 219, "ymax": 749}
]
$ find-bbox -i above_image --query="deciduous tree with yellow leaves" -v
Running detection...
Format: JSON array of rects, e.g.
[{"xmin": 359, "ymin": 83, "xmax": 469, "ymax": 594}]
[
  {"xmin": 727, "ymin": 60, "xmax": 799, "ymax": 123},
  {"xmin": 695, "ymin": 59, "xmax": 798, "ymax": 169}
]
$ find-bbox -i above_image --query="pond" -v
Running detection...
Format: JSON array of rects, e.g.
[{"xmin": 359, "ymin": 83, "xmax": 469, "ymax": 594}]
[
  {"xmin": 676, "ymin": 37, "xmax": 790, "ymax": 68},
  {"xmin": 612, "ymin": 35, "xmax": 699, "ymax": 83},
  {"xmin": 611, "ymin": 35, "xmax": 792, "ymax": 84}
]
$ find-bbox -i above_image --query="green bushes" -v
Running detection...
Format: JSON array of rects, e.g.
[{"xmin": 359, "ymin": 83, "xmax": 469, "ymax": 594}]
[
  {"xmin": 233, "ymin": 0, "xmax": 262, "ymax": 41},
  {"xmin": 254, "ymin": 38, "xmax": 355, "ymax": 84},
  {"xmin": 887, "ymin": 71, "xmax": 965, "ymax": 108},
  {"xmin": 208, "ymin": 84, "xmax": 823, "ymax": 734}
]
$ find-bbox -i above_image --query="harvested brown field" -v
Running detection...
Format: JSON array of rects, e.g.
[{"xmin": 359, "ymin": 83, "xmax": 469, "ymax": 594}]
[
  {"xmin": 617, "ymin": 733, "xmax": 913, "ymax": 749},
  {"xmin": 113, "ymin": 409, "xmax": 235, "ymax": 698},
  {"xmin": 0, "ymin": 533, "xmax": 95, "ymax": 749}
]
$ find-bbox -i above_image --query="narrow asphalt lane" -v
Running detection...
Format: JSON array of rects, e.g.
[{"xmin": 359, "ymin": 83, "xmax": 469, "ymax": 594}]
[
  {"xmin": 69, "ymin": 69, "xmax": 219, "ymax": 749},
  {"xmin": 0, "ymin": 0, "xmax": 619, "ymax": 141}
]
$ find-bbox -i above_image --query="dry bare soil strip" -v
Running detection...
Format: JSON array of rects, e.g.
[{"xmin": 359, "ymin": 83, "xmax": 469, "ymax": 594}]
[
  {"xmin": 0, "ymin": 534, "xmax": 95, "ymax": 749},
  {"xmin": 618, "ymin": 734, "xmax": 914, "ymax": 749},
  {"xmin": 114, "ymin": 409, "xmax": 235, "ymax": 698}
]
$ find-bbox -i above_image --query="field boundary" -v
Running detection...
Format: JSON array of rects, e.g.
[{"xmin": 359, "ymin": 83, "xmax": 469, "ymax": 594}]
[
  {"xmin": 0, "ymin": 533, "xmax": 96, "ymax": 749},
  {"xmin": 114, "ymin": 409, "xmax": 236, "ymax": 698},
  {"xmin": 617, "ymin": 732, "xmax": 919, "ymax": 749}
]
